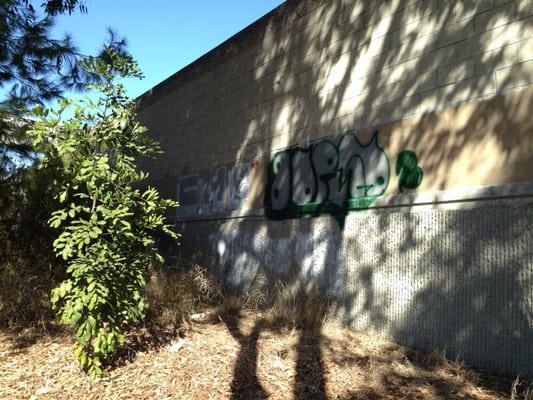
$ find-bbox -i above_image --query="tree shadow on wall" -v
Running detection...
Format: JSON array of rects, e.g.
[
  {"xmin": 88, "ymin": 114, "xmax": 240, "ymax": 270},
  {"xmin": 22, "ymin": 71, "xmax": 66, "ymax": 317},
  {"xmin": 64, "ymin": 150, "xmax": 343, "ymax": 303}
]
[
  {"xmin": 379, "ymin": 205, "xmax": 533, "ymax": 377},
  {"xmin": 172, "ymin": 0, "xmax": 533, "ymax": 396},
  {"xmin": 221, "ymin": 0, "xmax": 532, "ymax": 180},
  {"xmin": 231, "ymin": 0, "xmax": 533, "ymax": 234}
]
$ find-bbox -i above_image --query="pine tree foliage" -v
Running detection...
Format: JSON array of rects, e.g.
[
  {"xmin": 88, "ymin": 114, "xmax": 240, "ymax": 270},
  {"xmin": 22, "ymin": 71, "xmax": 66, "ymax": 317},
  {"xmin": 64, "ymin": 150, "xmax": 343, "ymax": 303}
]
[
  {"xmin": 1, "ymin": 0, "xmax": 81, "ymax": 107},
  {"xmin": 0, "ymin": 0, "xmax": 125, "ymax": 180}
]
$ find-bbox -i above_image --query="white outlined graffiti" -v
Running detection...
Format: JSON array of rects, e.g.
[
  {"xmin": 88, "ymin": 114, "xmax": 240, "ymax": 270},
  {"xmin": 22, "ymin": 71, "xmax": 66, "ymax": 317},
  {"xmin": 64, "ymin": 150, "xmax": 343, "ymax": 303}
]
[
  {"xmin": 228, "ymin": 163, "xmax": 251, "ymax": 210},
  {"xmin": 266, "ymin": 131, "xmax": 391, "ymax": 218}
]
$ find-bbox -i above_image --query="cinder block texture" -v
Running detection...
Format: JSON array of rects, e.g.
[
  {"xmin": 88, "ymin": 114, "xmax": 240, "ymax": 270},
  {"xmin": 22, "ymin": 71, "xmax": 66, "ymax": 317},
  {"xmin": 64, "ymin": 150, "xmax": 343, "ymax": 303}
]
[
  {"xmin": 177, "ymin": 199, "xmax": 533, "ymax": 377},
  {"xmin": 138, "ymin": 0, "xmax": 533, "ymax": 181},
  {"xmin": 138, "ymin": 0, "xmax": 533, "ymax": 378}
]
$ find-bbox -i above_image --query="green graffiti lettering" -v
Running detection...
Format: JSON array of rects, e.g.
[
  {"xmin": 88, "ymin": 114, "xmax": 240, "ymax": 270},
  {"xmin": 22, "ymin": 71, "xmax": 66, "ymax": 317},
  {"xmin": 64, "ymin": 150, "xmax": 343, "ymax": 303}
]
[{"xmin": 265, "ymin": 130, "xmax": 395, "ymax": 220}]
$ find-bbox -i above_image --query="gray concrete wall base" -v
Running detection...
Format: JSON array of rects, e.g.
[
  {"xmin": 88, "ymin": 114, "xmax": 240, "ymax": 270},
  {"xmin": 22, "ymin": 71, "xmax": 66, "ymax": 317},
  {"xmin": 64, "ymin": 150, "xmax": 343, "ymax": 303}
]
[{"xmin": 176, "ymin": 199, "xmax": 533, "ymax": 377}]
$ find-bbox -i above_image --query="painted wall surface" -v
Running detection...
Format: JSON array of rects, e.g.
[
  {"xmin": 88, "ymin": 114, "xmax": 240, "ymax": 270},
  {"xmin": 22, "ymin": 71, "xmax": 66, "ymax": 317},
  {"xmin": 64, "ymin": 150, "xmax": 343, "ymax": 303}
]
[
  {"xmin": 137, "ymin": 0, "xmax": 533, "ymax": 376},
  {"xmin": 178, "ymin": 196, "xmax": 533, "ymax": 377}
]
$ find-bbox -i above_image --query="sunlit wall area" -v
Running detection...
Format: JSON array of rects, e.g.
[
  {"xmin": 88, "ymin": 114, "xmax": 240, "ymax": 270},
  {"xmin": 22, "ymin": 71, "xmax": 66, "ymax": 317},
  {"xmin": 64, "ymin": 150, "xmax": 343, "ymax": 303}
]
[{"xmin": 137, "ymin": 0, "xmax": 533, "ymax": 377}]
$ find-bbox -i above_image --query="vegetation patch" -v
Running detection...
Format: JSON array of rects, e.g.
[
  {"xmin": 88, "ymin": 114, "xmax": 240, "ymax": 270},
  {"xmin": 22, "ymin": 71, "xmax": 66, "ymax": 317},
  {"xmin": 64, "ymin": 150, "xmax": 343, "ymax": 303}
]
[{"xmin": 1, "ymin": 265, "xmax": 531, "ymax": 399}]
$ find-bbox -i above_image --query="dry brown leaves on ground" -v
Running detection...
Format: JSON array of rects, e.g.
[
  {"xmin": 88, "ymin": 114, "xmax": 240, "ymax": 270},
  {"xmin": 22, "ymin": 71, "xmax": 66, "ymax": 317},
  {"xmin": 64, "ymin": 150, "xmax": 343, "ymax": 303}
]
[{"xmin": 0, "ymin": 309, "xmax": 527, "ymax": 400}]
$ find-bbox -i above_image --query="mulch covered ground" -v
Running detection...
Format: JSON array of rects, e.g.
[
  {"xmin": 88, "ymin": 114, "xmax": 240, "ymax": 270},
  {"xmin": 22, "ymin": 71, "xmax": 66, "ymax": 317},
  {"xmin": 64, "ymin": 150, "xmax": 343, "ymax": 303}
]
[{"xmin": 0, "ymin": 309, "xmax": 527, "ymax": 399}]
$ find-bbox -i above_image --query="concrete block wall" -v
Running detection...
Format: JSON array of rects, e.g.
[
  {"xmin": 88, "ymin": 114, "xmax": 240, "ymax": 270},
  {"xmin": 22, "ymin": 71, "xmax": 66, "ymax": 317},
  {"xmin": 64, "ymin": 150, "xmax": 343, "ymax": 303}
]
[
  {"xmin": 137, "ymin": 0, "xmax": 533, "ymax": 377},
  {"xmin": 178, "ymin": 195, "xmax": 533, "ymax": 376},
  {"xmin": 139, "ymin": 0, "xmax": 533, "ymax": 186}
]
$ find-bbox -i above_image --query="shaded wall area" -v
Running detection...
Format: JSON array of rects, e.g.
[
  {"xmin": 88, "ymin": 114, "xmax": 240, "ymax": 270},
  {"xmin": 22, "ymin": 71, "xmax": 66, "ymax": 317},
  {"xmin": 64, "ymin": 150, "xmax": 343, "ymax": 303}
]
[
  {"xmin": 178, "ymin": 197, "xmax": 533, "ymax": 377},
  {"xmin": 137, "ymin": 0, "xmax": 533, "ymax": 378},
  {"xmin": 138, "ymin": 0, "xmax": 533, "ymax": 204}
]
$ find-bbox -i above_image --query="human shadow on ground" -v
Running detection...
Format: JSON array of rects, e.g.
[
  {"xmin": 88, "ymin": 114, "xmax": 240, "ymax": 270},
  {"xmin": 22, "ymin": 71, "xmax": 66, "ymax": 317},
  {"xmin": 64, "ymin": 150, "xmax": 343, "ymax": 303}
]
[
  {"xmin": 220, "ymin": 311, "xmax": 269, "ymax": 400},
  {"xmin": 214, "ymin": 289, "xmax": 524, "ymax": 400}
]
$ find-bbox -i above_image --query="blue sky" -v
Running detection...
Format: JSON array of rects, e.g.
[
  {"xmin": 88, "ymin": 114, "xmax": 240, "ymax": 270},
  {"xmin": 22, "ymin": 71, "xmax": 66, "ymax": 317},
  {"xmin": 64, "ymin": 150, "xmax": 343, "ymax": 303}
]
[{"xmin": 52, "ymin": 1, "xmax": 285, "ymax": 99}]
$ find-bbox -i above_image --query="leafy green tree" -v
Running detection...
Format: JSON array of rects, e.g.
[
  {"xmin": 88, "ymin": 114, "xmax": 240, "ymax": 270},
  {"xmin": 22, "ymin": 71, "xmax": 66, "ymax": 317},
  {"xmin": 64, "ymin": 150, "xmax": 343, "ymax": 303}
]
[{"xmin": 30, "ymin": 49, "xmax": 178, "ymax": 376}]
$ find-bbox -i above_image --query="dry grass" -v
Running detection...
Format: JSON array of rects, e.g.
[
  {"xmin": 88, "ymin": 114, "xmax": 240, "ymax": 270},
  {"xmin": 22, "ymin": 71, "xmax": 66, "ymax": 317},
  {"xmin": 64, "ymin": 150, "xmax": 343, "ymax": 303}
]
[
  {"xmin": 144, "ymin": 264, "xmax": 225, "ymax": 328},
  {"xmin": 1, "ymin": 264, "xmax": 531, "ymax": 399},
  {"xmin": 1, "ymin": 309, "xmax": 530, "ymax": 400},
  {"xmin": 143, "ymin": 262, "xmax": 330, "ymax": 329},
  {"xmin": 0, "ymin": 232, "xmax": 62, "ymax": 328}
]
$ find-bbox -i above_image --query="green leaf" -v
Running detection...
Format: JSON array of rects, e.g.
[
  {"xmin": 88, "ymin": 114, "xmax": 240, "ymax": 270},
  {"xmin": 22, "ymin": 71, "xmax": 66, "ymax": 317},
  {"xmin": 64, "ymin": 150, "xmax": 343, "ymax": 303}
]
[
  {"xmin": 43, "ymin": 49, "xmax": 180, "ymax": 377},
  {"xmin": 59, "ymin": 190, "xmax": 68, "ymax": 203}
]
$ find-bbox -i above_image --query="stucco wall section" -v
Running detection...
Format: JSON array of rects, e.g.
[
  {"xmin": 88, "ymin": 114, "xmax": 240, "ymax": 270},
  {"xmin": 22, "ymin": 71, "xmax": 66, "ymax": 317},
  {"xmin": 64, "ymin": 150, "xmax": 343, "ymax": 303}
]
[
  {"xmin": 137, "ymin": 0, "xmax": 533, "ymax": 378},
  {"xmin": 178, "ymin": 197, "xmax": 533, "ymax": 377}
]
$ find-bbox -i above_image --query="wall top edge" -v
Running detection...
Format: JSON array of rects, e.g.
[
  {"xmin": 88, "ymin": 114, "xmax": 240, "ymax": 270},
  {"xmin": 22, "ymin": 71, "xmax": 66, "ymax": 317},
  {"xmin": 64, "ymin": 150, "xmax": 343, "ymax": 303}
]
[{"xmin": 135, "ymin": 0, "xmax": 310, "ymax": 110}]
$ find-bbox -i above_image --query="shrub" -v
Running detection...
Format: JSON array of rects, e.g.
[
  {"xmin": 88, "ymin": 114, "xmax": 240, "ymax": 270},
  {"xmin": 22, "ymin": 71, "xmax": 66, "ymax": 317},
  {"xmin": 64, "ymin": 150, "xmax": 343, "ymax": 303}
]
[{"xmin": 30, "ymin": 49, "xmax": 178, "ymax": 376}]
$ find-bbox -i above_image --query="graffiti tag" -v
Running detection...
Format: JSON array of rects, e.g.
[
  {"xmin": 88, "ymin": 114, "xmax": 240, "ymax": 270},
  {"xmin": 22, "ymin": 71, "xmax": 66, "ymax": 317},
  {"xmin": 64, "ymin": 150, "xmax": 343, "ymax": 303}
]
[
  {"xmin": 228, "ymin": 163, "xmax": 251, "ymax": 210},
  {"xmin": 396, "ymin": 150, "xmax": 423, "ymax": 192},
  {"xmin": 175, "ymin": 132, "xmax": 423, "ymax": 221},
  {"xmin": 265, "ymin": 131, "xmax": 391, "ymax": 218}
]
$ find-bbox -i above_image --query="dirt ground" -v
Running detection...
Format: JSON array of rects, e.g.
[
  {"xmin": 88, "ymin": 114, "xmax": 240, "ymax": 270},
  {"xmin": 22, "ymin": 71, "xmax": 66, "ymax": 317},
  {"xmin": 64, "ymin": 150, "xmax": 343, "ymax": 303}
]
[{"xmin": 0, "ymin": 309, "xmax": 529, "ymax": 400}]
